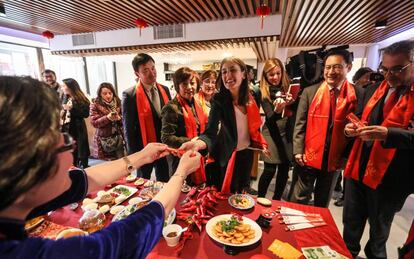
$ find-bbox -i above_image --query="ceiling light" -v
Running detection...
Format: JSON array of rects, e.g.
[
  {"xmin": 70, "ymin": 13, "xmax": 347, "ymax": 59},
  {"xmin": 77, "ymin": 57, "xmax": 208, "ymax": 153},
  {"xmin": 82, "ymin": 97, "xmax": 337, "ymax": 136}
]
[{"xmin": 375, "ymin": 19, "xmax": 387, "ymax": 29}]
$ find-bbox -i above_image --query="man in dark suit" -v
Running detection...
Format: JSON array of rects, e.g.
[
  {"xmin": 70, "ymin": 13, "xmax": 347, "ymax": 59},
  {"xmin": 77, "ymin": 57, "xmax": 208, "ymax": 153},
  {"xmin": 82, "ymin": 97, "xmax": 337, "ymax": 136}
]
[
  {"xmin": 122, "ymin": 53, "xmax": 171, "ymax": 182},
  {"xmin": 290, "ymin": 49, "xmax": 363, "ymax": 208},
  {"xmin": 343, "ymin": 40, "xmax": 414, "ymax": 259}
]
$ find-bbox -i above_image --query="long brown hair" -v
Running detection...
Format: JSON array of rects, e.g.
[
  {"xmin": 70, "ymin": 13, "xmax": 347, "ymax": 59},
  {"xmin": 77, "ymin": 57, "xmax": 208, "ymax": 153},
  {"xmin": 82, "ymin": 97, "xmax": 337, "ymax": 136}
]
[
  {"xmin": 216, "ymin": 57, "xmax": 249, "ymax": 106},
  {"xmin": 260, "ymin": 58, "xmax": 290, "ymax": 102},
  {"xmin": 62, "ymin": 78, "xmax": 90, "ymax": 105},
  {"xmin": 95, "ymin": 82, "xmax": 121, "ymax": 107}
]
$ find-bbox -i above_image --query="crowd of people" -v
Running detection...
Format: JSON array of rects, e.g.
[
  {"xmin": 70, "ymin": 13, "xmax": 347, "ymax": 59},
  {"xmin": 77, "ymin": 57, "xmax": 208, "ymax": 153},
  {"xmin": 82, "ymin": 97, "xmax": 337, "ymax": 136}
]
[{"xmin": 0, "ymin": 39, "xmax": 413, "ymax": 258}]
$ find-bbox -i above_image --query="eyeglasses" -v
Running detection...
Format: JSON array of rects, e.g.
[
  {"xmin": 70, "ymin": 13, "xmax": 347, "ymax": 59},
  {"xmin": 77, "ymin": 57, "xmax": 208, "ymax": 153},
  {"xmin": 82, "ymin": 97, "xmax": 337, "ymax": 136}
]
[
  {"xmin": 56, "ymin": 133, "xmax": 76, "ymax": 153},
  {"xmin": 324, "ymin": 64, "xmax": 346, "ymax": 71},
  {"xmin": 378, "ymin": 62, "xmax": 412, "ymax": 75}
]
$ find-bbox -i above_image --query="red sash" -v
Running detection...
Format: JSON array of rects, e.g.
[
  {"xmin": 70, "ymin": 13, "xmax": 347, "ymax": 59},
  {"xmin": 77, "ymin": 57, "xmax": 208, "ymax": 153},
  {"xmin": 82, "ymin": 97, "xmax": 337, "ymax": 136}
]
[
  {"xmin": 135, "ymin": 81, "xmax": 170, "ymax": 146},
  {"xmin": 344, "ymin": 81, "xmax": 414, "ymax": 189},
  {"xmin": 177, "ymin": 95, "xmax": 208, "ymax": 184},
  {"xmin": 304, "ymin": 81, "xmax": 357, "ymax": 171},
  {"xmin": 196, "ymin": 91, "xmax": 209, "ymax": 116},
  {"xmin": 221, "ymin": 94, "xmax": 268, "ymax": 193}
]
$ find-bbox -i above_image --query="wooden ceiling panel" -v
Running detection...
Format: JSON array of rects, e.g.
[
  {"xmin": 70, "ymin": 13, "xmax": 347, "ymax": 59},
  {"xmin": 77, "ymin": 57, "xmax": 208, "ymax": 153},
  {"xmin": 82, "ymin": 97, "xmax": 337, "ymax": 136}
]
[
  {"xmin": 280, "ymin": 0, "xmax": 414, "ymax": 47},
  {"xmin": 51, "ymin": 36, "xmax": 279, "ymax": 57}
]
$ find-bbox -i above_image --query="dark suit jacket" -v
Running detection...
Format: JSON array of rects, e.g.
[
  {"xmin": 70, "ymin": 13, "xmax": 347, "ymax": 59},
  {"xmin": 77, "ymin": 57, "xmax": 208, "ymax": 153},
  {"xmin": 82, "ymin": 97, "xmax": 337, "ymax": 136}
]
[
  {"xmin": 122, "ymin": 84, "xmax": 171, "ymax": 154},
  {"xmin": 198, "ymin": 93, "xmax": 241, "ymax": 167},
  {"xmin": 293, "ymin": 82, "xmax": 364, "ymax": 158},
  {"xmin": 358, "ymin": 83, "xmax": 414, "ymax": 192},
  {"xmin": 383, "ymin": 128, "xmax": 414, "ymax": 149}
]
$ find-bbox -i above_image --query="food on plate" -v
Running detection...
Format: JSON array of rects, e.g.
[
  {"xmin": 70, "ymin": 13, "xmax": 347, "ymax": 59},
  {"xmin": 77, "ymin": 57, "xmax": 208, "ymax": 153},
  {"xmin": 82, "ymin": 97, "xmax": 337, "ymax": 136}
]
[
  {"xmin": 212, "ymin": 215, "xmax": 255, "ymax": 244},
  {"xmin": 95, "ymin": 193, "xmax": 115, "ymax": 204},
  {"xmin": 98, "ymin": 204, "xmax": 110, "ymax": 214},
  {"xmin": 257, "ymin": 197, "xmax": 272, "ymax": 206},
  {"xmin": 114, "ymin": 194, "xmax": 127, "ymax": 204},
  {"xmin": 126, "ymin": 174, "xmax": 137, "ymax": 182},
  {"xmin": 167, "ymin": 231, "xmax": 177, "ymax": 237},
  {"xmin": 229, "ymin": 194, "xmax": 254, "ymax": 209},
  {"xmin": 82, "ymin": 198, "xmax": 93, "ymax": 206},
  {"xmin": 24, "ymin": 216, "xmax": 44, "ymax": 231},
  {"xmin": 79, "ymin": 209, "xmax": 106, "ymax": 233},
  {"xmin": 112, "ymin": 202, "xmax": 148, "ymax": 222},
  {"xmin": 96, "ymin": 190, "xmax": 107, "ymax": 197},
  {"xmin": 56, "ymin": 228, "xmax": 88, "ymax": 239},
  {"xmin": 144, "ymin": 180, "xmax": 154, "ymax": 187},
  {"xmin": 134, "ymin": 178, "xmax": 145, "ymax": 186},
  {"xmin": 111, "ymin": 186, "xmax": 132, "ymax": 196},
  {"xmin": 110, "ymin": 205, "xmax": 125, "ymax": 215},
  {"xmin": 128, "ymin": 197, "xmax": 143, "ymax": 206},
  {"xmin": 153, "ymin": 181, "xmax": 164, "ymax": 188},
  {"xmin": 82, "ymin": 202, "xmax": 98, "ymax": 211},
  {"xmin": 139, "ymin": 187, "xmax": 161, "ymax": 200}
]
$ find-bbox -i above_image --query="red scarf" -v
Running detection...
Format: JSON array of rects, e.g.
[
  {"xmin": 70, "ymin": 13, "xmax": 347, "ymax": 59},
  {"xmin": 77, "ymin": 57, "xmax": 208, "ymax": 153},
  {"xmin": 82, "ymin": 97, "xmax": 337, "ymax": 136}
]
[
  {"xmin": 196, "ymin": 91, "xmax": 209, "ymax": 116},
  {"xmin": 177, "ymin": 95, "xmax": 208, "ymax": 184},
  {"xmin": 344, "ymin": 81, "xmax": 414, "ymax": 189},
  {"xmin": 135, "ymin": 81, "xmax": 170, "ymax": 146},
  {"xmin": 304, "ymin": 81, "xmax": 357, "ymax": 171},
  {"xmin": 221, "ymin": 94, "xmax": 268, "ymax": 193}
]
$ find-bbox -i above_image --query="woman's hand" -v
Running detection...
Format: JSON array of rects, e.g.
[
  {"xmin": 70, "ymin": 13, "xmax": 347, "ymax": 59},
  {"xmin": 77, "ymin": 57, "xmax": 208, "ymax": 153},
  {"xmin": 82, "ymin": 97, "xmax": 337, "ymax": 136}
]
[
  {"xmin": 285, "ymin": 93, "xmax": 294, "ymax": 105},
  {"xmin": 138, "ymin": 143, "xmax": 169, "ymax": 165},
  {"xmin": 176, "ymin": 151, "xmax": 201, "ymax": 176},
  {"xmin": 179, "ymin": 139, "xmax": 206, "ymax": 152},
  {"xmin": 273, "ymin": 98, "xmax": 286, "ymax": 113},
  {"xmin": 62, "ymin": 101, "xmax": 73, "ymax": 111}
]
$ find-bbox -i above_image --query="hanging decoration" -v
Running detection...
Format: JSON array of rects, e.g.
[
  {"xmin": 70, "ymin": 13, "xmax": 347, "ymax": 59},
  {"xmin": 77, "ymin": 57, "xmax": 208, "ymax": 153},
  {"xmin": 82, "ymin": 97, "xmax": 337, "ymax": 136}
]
[
  {"xmin": 256, "ymin": 4, "xmax": 271, "ymax": 30},
  {"xmin": 42, "ymin": 30, "xmax": 54, "ymax": 47},
  {"xmin": 135, "ymin": 18, "xmax": 148, "ymax": 36}
]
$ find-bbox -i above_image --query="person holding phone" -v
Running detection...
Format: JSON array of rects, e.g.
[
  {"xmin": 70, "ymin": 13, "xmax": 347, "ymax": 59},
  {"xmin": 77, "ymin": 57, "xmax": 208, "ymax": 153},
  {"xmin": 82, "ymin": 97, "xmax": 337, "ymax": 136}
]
[{"xmin": 90, "ymin": 82, "xmax": 125, "ymax": 160}]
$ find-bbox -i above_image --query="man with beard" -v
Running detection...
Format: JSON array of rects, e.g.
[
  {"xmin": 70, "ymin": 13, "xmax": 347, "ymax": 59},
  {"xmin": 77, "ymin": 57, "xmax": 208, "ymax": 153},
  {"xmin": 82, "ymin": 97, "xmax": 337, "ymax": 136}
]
[{"xmin": 343, "ymin": 40, "xmax": 414, "ymax": 258}]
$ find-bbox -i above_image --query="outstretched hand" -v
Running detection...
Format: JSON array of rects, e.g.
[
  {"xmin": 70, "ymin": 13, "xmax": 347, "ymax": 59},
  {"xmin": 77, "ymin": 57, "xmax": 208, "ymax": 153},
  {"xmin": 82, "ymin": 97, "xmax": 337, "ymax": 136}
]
[
  {"xmin": 140, "ymin": 143, "xmax": 169, "ymax": 165},
  {"xmin": 176, "ymin": 151, "xmax": 201, "ymax": 175},
  {"xmin": 357, "ymin": 125, "xmax": 388, "ymax": 141}
]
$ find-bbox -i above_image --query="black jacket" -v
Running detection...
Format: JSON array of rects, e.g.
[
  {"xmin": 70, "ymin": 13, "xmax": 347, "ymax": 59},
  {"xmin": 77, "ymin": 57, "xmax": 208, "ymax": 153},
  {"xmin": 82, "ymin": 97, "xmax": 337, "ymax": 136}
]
[{"xmin": 121, "ymin": 84, "xmax": 171, "ymax": 154}]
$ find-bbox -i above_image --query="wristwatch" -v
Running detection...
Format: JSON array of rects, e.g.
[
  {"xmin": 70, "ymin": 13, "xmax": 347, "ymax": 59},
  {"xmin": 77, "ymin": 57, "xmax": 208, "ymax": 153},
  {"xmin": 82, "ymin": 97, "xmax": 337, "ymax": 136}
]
[{"xmin": 122, "ymin": 156, "xmax": 134, "ymax": 174}]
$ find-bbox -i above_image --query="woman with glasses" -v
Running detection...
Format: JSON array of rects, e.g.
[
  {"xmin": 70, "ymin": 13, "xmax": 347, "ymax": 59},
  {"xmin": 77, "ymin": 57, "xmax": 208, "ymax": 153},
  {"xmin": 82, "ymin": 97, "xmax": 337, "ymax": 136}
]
[
  {"xmin": 180, "ymin": 57, "xmax": 269, "ymax": 194},
  {"xmin": 161, "ymin": 67, "xmax": 208, "ymax": 185},
  {"xmin": 257, "ymin": 58, "xmax": 294, "ymax": 200},
  {"xmin": 195, "ymin": 70, "xmax": 218, "ymax": 116},
  {"xmin": 61, "ymin": 78, "xmax": 90, "ymax": 168},
  {"xmin": 0, "ymin": 76, "xmax": 201, "ymax": 259},
  {"xmin": 90, "ymin": 82, "xmax": 124, "ymax": 160}
]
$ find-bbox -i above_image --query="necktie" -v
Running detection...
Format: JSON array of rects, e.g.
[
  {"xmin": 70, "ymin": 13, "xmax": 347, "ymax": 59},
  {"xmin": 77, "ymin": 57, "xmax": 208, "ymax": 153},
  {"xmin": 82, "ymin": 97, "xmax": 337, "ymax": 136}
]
[
  {"xmin": 330, "ymin": 87, "xmax": 339, "ymax": 119},
  {"xmin": 383, "ymin": 89, "xmax": 399, "ymax": 119},
  {"xmin": 150, "ymin": 87, "xmax": 161, "ymax": 115}
]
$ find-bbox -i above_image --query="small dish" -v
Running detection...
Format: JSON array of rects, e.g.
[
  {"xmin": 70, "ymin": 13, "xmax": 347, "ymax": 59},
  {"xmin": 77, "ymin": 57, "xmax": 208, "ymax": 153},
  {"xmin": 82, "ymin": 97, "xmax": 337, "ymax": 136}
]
[{"xmin": 228, "ymin": 194, "xmax": 255, "ymax": 210}]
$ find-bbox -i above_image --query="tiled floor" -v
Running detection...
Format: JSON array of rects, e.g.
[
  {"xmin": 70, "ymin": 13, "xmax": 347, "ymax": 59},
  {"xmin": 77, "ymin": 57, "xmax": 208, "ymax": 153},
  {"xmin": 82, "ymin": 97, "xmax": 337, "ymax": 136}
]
[
  {"xmin": 251, "ymin": 162, "xmax": 413, "ymax": 259},
  {"xmin": 89, "ymin": 158, "xmax": 412, "ymax": 259}
]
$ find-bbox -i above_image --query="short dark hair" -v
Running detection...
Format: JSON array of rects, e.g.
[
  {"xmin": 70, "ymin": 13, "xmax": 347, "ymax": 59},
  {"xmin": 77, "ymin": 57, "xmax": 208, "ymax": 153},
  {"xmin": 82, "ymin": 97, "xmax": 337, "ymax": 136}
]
[
  {"xmin": 132, "ymin": 53, "xmax": 155, "ymax": 72},
  {"xmin": 216, "ymin": 57, "xmax": 249, "ymax": 106},
  {"xmin": 0, "ymin": 76, "xmax": 61, "ymax": 211},
  {"xmin": 173, "ymin": 67, "xmax": 197, "ymax": 93},
  {"xmin": 42, "ymin": 69, "xmax": 56, "ymax": 76},
  {"xmin": 324, "ymin": 49, "xmax": 353, "ymax": 64},
  {"xmin": 383, "ymin": 40, "xmax": 414, "ymax": 61},
  {"xmin": 352, "ymin": 67, "xmax": 374, "ymax": 83}
]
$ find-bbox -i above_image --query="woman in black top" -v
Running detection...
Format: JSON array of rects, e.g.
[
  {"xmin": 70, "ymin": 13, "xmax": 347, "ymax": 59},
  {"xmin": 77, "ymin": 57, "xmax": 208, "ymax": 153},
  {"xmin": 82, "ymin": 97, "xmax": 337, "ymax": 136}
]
[
  {"xmin": 61, "ymin": 78, "xmax": 90, "ymax": 168},
  {"xmin": 257, "ymin": 58, "xmax": 294, "ymax": 200}
]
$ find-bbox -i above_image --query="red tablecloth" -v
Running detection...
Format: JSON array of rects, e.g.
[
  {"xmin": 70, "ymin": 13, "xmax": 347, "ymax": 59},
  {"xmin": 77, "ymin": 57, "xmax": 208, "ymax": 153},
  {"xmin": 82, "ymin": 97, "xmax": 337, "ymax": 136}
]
[{"xmin": 48, "ymin": 180, "xmax": 351, "ymax": 259}]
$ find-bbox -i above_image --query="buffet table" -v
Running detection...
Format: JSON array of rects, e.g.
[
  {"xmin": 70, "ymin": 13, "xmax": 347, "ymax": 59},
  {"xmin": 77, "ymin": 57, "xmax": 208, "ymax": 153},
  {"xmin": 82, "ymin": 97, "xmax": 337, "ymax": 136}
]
[{"xmin": 42, "ymin": 178, "xmax": 351, "ymax": 258}]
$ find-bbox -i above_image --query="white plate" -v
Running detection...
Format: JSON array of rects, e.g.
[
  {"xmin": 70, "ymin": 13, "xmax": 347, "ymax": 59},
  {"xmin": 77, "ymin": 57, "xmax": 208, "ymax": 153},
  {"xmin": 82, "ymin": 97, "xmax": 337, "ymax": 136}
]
[
  {"xmin": 228, "ymin": 194, "xmax": 255, "ymax": 210},
  {"xmin": 107, "ymin": 185, "xmax": 138, "ymax": 205},
  {"xmin": 205, "ymin": 214, "xmax": 262, "ymax": 247}
]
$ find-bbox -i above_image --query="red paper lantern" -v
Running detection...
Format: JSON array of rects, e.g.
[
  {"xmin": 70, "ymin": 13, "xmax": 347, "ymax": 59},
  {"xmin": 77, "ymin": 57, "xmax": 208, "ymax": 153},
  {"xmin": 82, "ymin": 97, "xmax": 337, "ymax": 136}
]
[
  {"xmin": 256, "ymin": 4, "xmax": 271, "ymax": 30},
  {"xmin": 134, "ymin": 18, "xmax": 148, "ymax": 36},
  {"xmin": 42, "ymin": 30, "xmax": 54, "ymax": 39}
]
